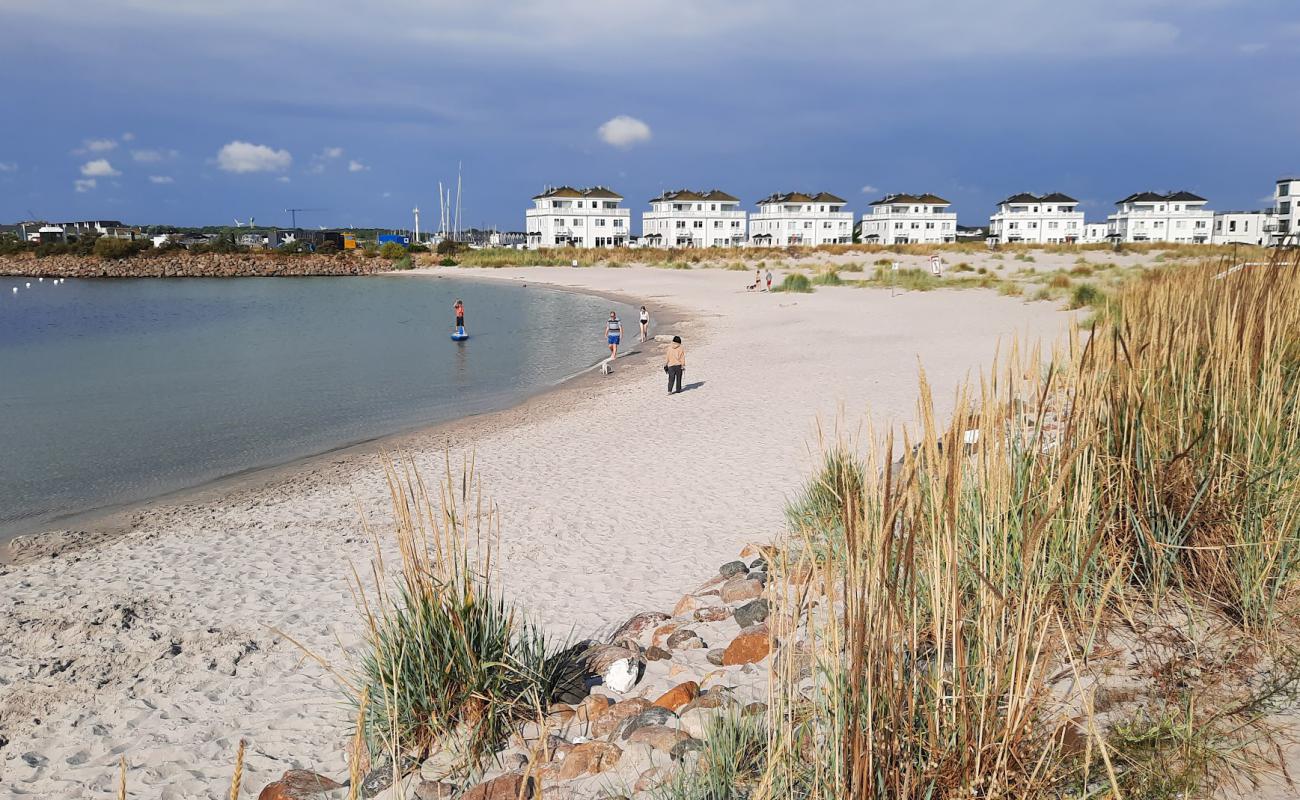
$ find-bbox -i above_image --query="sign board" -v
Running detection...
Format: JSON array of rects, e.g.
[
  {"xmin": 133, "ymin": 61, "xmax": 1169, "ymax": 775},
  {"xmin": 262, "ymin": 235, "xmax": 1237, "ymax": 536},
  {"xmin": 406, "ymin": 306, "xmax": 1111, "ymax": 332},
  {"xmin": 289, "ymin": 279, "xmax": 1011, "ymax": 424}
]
[{"xmin": 929, "ymin": 255, "xmax": 942, "ymax": 276}]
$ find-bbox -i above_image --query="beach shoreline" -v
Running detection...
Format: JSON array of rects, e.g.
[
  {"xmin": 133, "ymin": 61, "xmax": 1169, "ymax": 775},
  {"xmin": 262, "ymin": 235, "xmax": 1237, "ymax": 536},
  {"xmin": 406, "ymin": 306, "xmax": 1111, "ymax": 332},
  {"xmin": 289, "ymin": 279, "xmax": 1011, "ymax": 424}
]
[{"xmin": 2, "ymin": 271, "xmax": 682, "ymax": 565}]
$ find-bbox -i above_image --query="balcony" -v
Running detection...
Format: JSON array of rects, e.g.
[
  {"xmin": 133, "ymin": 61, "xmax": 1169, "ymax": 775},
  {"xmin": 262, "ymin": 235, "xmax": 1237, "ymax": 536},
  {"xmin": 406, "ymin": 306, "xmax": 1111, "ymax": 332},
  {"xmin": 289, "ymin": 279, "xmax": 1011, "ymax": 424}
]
[
  {"xmin": 644, "ymin": 208, "xmax": 745, "ymax": 219},
  {"xmin": 751, "ymin": 209, "xmax": 853, "ymax": 220}
]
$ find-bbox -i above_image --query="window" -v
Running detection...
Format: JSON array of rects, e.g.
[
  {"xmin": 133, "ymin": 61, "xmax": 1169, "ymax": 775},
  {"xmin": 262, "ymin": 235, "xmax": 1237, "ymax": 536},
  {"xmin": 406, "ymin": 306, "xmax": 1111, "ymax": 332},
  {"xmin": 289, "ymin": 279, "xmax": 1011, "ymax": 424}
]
[
  {"xmin": 1229, "ymin": 220, "xmax": 1237, "ymax": 232},
  {"xmin": 595, "ymin": 218, "xmax": 606, "ymax": 227},
  {"xmin": 676, "ymin": 221, "xmax": 686, "ymax": 229},
  {"xmin": 573, "ymin": 218, "xmax": 583, "ymax": 226},
  {"xmin": 713, "ymin": 220, "xmax": 721, "ymax": 228},
  {"xmin": 555, "ymin": 218, "xmax": 565, "ymax": 226},
  {"xmin": 925, "ymin": 222, "xmax": 934, "ymax": 229},
  {"xmin": 894, "ymin": 222, "xmax": 903, "ymax": 229},
  {"xmin": 804, "ymin": 221, "xmax": 812, "ymax": 228},
  {"xmin": 731, "ymin": 221, "xmax": 741, "ymax": 228},
  {"xmin": 693, "ymin": 220, "xmax": 703, "ymax": 228},
  {"xmin": 613, "ymin": 219, "xmax": 624, "ymax": 228},
  {"xmin": 1282, "ymin": 184, "xmax": 1291, "ymax": 197}
]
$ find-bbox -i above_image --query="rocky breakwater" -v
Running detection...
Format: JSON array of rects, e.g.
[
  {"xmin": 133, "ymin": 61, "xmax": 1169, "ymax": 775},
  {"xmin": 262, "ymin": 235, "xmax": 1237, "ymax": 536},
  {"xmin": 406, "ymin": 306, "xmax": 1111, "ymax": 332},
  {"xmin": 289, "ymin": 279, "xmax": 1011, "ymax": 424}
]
[
  {"xmin": 259, "ymin": 545, "xmax": 789, "ymax": 800},
  {"xmin": 0, "ymin": 252, "xmax": 392, "ymax": 278}
]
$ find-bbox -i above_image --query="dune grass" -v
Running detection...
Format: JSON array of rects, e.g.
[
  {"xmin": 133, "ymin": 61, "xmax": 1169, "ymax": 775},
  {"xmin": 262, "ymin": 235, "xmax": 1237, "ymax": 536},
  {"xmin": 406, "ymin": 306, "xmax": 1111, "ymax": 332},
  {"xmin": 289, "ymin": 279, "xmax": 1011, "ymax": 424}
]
[
  {"xmin": 671, "ymin": 250, "xmax": 1300, "ymax": 798},
  {"xmin": 773, "ymin": 273, "xmax": 814, "ymax": 293}
]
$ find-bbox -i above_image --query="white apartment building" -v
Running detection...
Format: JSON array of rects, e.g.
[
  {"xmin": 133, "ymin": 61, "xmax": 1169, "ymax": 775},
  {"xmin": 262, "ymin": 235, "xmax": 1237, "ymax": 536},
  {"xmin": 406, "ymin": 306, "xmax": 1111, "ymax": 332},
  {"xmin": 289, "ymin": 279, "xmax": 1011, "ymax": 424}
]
[
  {"xmin": 1212, "ymin": 211, "xmax": 1273, "ymax": 246},
  {"xmin": 641, "ymin": 190, "xmax": 746, "ymax": 248},
  {"xmin": 1107, "ymin": 191, "xmax": 1212, "ymax": 244},
  {"xmin": 525, "ymin": 186, "xmax": 630, "ymax": 248},
  {"xmin": 1271, "ymin": 178, "xmax": 1300, "ymax": 247},
  {"xmin": 1082, "ymin": 223, "xmax": 1109, "ymax": 244},
  {"xmin": 748, "ymin": 192, "xmax": 853, "ymax": 246},
  {"xmin": 860, "ymin": 193, "xmax": 957, "ymax": 245},
  {"xmin": 988, "ymin": 192, "xmax": 1084, "ymax": 244}
]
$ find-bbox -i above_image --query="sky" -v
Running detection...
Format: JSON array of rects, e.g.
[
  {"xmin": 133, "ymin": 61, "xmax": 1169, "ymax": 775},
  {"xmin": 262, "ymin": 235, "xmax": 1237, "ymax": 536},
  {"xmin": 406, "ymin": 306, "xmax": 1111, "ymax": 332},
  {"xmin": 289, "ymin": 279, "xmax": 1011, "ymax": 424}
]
[{"xmin": 1, "ymin": 0, "xmax": 1298, "ymax": 232}]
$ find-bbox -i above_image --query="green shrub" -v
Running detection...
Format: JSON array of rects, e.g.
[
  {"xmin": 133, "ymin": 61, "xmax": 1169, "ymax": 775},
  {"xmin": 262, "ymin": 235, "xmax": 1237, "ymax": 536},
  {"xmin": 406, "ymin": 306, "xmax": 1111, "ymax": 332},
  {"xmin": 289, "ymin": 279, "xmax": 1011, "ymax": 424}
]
[
  {"xmin": 773, "ymin": 272, "xmax": 813, "ymax": 293},
  {"xmin": 811, "ymin": 269, "xmax": 843, "ymax": 286},
  {"xmin": 436, "ymin": 238, "xmax": 462, "ymax": 255},
  {"xmin": 379, "ymin": 241, "xmax": 407, "ymax": 259},
  {"xmin": 1068, "ymin": 282, "xmax": 1103, "ymax": 309},
  {"xmin": 439, "ymin": 257, "xmax": 458, "ymax": 267},
  {"xmin": 953, "ymin": 262, "xmax": 975, "ymax": 272},
  {"xmin": 93, "ymin": 237, "xmax": 150, "ymax": 260},
  {"xmin": 409, "ymin": 244, "xmax": 430, "ymax": 253}
]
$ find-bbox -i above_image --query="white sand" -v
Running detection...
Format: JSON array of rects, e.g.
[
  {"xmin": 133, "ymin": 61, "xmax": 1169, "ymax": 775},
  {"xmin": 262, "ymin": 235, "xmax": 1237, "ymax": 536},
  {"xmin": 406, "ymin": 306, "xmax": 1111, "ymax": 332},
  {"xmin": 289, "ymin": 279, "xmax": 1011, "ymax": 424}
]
[{"xmin": 0, "ymin": 267, "xmax": 1073, "ymax": 797}]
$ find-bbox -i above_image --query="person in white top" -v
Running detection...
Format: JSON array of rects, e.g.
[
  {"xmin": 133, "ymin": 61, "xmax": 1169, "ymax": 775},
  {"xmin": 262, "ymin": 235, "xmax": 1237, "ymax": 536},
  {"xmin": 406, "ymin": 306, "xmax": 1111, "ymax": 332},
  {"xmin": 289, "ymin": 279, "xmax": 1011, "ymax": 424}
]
[{"xmin": 638, "ymin": 306, "xmax": 650, "ymax": 342}]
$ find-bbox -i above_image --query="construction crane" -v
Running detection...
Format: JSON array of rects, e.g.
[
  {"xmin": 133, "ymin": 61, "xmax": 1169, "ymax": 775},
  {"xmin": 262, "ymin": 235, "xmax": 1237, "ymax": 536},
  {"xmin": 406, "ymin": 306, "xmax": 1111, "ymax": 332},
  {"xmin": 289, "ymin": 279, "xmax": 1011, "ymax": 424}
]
[{"xmin": 284, "ymin": 208, "xmax": 326, "ymax": 229}]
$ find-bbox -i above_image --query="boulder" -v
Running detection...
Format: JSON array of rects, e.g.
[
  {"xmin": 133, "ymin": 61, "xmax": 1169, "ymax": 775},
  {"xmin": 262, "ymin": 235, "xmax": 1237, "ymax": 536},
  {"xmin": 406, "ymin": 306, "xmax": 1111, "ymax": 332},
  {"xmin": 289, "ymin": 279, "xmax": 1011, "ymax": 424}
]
[
  {"xmin": 634, "ymin": 766, "xmax": 673, "ymax": 792},
  {"xmin": 733, "ymin": 598, "xmax": 769, "ymax": 629},
  {"xmin": 653, "ymin": 681, "xmax": 700, "ymax": 712},
  {"xmin": 257, "ymin": 771, "xmax": 345, "ymax": 800},
  {"xmin": 706, "ymin": 649, "xmax": 726, "ymax": 666},
  {"xmin": 617, "ymin": 706, "xmax": 677, "ymax": 740},
  {"xmin": 645, "ymin": 645, "xmax": 672, "ymax": 661},
  {"xmin": 590, "ymin": 698, "xmax": 654, "ymax": 738},
  {"xmin": 609, "ymin": 611, "xmax": 671, "ymax": 646},
  {"xmin": 742, "ymin": 701, "xmax": 768, "ymax": 716},
  {"xmin": 671, "ymin": 737, "xmax": 705, "ymax": 761},
  {"xmin": 628, "ymin": 725, "xmax": 696, "ymax": 754},
  {"xmin": 666, "ymin": 628, "xmax": 705, "ymax": 649},
  {"xmin": 462, "ymin": 773, "xmax": 535, "ymax": 800},
  {"xmin": 692, "ymin": 606, "xmax": 732, "ymax": 623},
  {"xmin": 722, "ymin": 630, "xmax": 772, "ymax": 666},
  {"xmin": 719, "ymin": 560, "xmax": 749, "ymax": 578},
  {"xmin": 414, "ymin": 782, "xmax": 459, "ymax": 800},
  {"xmin": 577, "ymin": 694, "xmax": 613, "ymax": 725},
  {"xmin": 651, "ymin": 622, "xmax": 683, "ymax": 649},
  {"xmin": 557, "ymin": 741, "xmax": 622, "ymax": 780},
  {"xmin": 720, "ymin": 577, "xmax": 764, "ymax": 604}
]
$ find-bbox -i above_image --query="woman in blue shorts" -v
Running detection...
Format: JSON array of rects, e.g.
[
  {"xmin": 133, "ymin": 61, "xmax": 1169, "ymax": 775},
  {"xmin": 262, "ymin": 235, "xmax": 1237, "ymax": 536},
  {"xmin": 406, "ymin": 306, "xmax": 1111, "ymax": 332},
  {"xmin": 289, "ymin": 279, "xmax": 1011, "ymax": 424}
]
[{"xmin": 606, "ymin": 311, "xmax": 622, "ymax": 360}]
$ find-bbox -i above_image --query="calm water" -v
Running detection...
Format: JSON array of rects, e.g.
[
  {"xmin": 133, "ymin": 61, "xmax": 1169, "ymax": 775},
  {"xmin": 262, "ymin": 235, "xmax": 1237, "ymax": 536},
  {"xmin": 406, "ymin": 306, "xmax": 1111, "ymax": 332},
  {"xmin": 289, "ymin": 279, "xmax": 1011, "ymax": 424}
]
[{"xmin": 0, "ymin": 276, "xmax": 630, "ymax": 540}]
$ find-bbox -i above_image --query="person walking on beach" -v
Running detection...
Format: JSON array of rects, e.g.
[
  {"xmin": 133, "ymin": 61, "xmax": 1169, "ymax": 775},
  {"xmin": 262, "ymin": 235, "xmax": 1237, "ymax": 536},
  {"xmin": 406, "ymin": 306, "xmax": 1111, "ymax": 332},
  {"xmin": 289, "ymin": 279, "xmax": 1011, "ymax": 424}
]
[
  {"xmin": 638, "ymin": 306, "xmax": 650, "ymax": 342},
  {"xmin": 765, "ymin": 269, "xmax": 773, "ymax": 291},
  {"xmin": 606, "ymin": 311, "xmax": 623, "ymax": 360},
  {"xmin": 665, "ymin": 335, "xmax": 686, "ymax": 395},
  {"xmin": 453, "ymin": 299, "xmax": 465, "ymax": 329}
]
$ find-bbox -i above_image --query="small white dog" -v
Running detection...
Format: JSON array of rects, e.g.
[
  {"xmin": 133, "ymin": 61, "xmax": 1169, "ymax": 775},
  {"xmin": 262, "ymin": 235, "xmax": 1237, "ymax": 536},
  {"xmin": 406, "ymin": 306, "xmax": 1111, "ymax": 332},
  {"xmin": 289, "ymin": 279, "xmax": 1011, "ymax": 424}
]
[{"xmin": 600, "ymin": 359, "xmax": 614, "ymax": 375}]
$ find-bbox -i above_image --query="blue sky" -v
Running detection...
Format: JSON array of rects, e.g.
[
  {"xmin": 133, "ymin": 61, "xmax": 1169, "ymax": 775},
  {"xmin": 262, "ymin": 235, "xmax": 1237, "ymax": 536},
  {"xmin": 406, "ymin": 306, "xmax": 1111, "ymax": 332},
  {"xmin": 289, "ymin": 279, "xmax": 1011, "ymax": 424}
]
[{"xmin": 1, "ymin": 0, "xmax": 1297, "ymax": 231}]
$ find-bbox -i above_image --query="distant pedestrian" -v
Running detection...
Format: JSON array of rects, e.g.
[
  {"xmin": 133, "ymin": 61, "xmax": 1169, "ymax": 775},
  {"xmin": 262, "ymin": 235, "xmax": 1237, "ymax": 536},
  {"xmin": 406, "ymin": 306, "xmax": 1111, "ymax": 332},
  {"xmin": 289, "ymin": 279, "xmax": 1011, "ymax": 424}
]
[
  {"xmin": 664, "ymin": 336, "xmax": 686, "ymax": 394},
  {"xmin": 453, "ymin": 299, "xmax": 465, "ymax": 328},
  {"xmin": 606, "ymin": 311, "xmax": 623, "ymax": 360},
  {"xmin": 765, "ymin": 269, "xmax": 773, "ymax": 290},
  {"xmin": 639, "ymin": 306, "xmax": 650, "ymax": 342}
]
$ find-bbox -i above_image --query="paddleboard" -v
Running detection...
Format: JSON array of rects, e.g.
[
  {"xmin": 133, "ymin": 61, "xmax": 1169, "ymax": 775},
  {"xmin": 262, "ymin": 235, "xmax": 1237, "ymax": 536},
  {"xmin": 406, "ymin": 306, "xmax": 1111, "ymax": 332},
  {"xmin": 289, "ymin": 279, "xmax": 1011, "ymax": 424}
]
[{"xmin": 451, "ymin": 326, "xmax": 469, "ymax": 341}]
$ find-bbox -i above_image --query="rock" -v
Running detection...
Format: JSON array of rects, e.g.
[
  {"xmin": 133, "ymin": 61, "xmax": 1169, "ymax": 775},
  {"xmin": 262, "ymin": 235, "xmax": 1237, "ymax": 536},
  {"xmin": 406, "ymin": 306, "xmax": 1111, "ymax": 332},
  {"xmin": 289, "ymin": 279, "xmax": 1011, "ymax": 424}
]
[
  {"xmin": 678, "ymin": 707, "xmax": 712, "ymax": 739},
  {"xmin": 722, "ymin": 630, "xmax": 772, "ymax": 666},
  {"xmin": 653, "ymin": 681, "xmax": 700, "ymax": 712},
  {"xmin": 645, "ymin": 645, "xmax": 672, "ymax": 661},
  {"xmin": 666, "ymin": 628, "xmax": 705, "ymax": 649},
  {"xmin": 651, "ymin": 622, "xmax": 683, "ymax": 648},
  {"xmin": 609, "ymin": 611, "xmax": 670, "ymax": 646},
  {"xmin": 670, "ymin": 737, "xmax": 705, "ymax": 761},
  {"xmin": 749, "ymin": 570, "xmax": 769, "ymax": 586},
  {"xmin": 577, "ymin": 694, "xmax": 613, "ymax": 725},
  {"xmin": 748, "ymin": 557, "xmax": 768, "ymax": 571},
  {"xmin": 359, "ymin": 756, "xmax": 418, "ymax": 798},
  {"xmin": 692, "ymin": 606, "xmax": 732, "ymax": 623},
  {"xmin": 742, "ymin": 701, "xmax": 768, "ymax": 716},
  {"xmin": 627, "ymin": 725, "xmax": 695, "ymax": 754},
  {"xmin": 692, "ymin": 574, "xmax": 728, "ymax": 594},
  {"xmin": 617, "ymin": 706, "xmax": 677, "ymax": 740},
  {"xmin": 672, "ymin": 594, "xmax": 708, "ymax": 617},
  {"xmin": 414, "ymin": 782, "xmax": 459, "ymax": 800},
  {"xmin": 720, "ymin": 577, "xmax": 764, "ymax": 604},
  {"xmin": 635, "ymin": 766, "xmax": 673, "ymax": 792},
  {"xmin": 257, "ymin": 771, "xmax": 345, "ymax": 800},
  {"xmin": 558, "ymin": 741, "xmax": 622, "ymax": 780},
  {"xmin": 462, "ymin": 773, "xmax": 535, "ymax": 800},
  {"xmin": 739, "ymin": 543, "xmax": 762, "ymax": 559},
  {"xmin": 719, "ymin": 560, "xmax": 749, "ymax": 578},
  {"xmin": 733, "ymin": 598, "xmax": 769, "ymax": 629},
  {"xmin": 590, "ymin": 698, "xmax": 654, "ymax": 738},
  {"xmin": 706, "ymin": 649, "xmax": 726, "ymax": 666},
  {"xmin": 680, "ymin": 692, "xmax": 728, "ymax": 714}
]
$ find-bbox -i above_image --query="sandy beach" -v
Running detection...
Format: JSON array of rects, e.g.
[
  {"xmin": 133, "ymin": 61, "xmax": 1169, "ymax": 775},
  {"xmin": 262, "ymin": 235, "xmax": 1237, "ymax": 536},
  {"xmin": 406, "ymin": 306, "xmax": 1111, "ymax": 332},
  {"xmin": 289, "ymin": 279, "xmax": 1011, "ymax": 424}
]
[{"xmin": 0, "ymin": 266, "xmax": 1074, "ymax": 797}]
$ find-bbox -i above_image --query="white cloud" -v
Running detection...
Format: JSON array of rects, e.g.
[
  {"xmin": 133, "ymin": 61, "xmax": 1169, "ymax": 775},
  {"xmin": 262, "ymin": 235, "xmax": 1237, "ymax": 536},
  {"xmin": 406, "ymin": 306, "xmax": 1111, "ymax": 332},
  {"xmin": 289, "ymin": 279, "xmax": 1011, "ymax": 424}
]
[
  {"xmin": 1238, "ymin": 42, "xmax": 1267, "ymax": 54},
  {"xmin": 322, "ymin": 146, "xmax": 344, "ymax": 159},
  {"xmin": 217, "ymin": 140, "xmax": 292, "ymax": 173},
  {"xmin": 597, "ymin": 115, "xmax": 652, "ymax": 148},
  {"xmin": 382, "ymin": 191, "xmax": 392, "ymax": 198},
  {"xmin": 122, "ymin": 132, "xmax": 136, "ymax": 141},
  {"xmin": 132, "ymin": 148, "xmax": 179, "ymax": 163},
  {"xmin": 81, "ymin": 159, "xmax": 121, "ymax": 177},
  {"xmin": 84, "ymin": 138, "xmax": 118, "ymax": 153},
  {"xmin": 0, "ymin": 162, "xmax": 16, "ymax": 172},
  {"xmin": 74, "ymin": 178, "xmax": 97, "ymax": 192},
  {"xmin": 348, "ymin": 159, "xmax": 368, "ymax": 172},
  {"xmin": 861, "ymin": 184, "xmax": 879, "ymax": 194},
  {"xmin": 149, "ymin": 175, "xmax": 174, "ymax": 184},
  {"xmin": 276, "ymin": 176, "xmax": 291, "ymax": 183}
]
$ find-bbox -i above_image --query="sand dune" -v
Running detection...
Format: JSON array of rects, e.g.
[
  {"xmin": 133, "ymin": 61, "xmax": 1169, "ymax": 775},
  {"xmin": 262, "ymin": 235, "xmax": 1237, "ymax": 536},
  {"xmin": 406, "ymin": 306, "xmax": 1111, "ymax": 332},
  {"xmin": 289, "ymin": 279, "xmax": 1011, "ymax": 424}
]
[{"xmin": 0, "ymin": 267, "xmax": 1072, "ymax": 797}]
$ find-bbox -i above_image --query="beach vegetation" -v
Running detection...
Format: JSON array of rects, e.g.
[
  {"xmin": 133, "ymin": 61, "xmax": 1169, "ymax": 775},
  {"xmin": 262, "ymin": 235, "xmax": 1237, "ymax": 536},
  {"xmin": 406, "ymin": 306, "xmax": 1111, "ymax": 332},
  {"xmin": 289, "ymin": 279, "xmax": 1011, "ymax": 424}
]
[
  {"xmin": 379, "ymin": 242, "xmax": 406, "ymax": 259},
  {"xmin": 811, "ymin": 269, "xmax": 843, "ymax": 286},
  {"xmin": 1067, "ymin": 281, "xmax": 1102, "ymax": 310},
  {"xmin": 439, "ymin": 256, "xmax": 458, "ymax": 267},
  {"xmin": 953, "ymin": 262, "xmax": 974, "ymax": 272},
  {"xmin": 772, "ymin": 272, "xmax": 813, "ymax": 293},
  {"xmin": 351, "ymin": 460, "xmax": 569, "ymax": 777},
  {"xmin": 1048, "ymin": 273, "xmax": 1072, "ymax": 289},
  {"xmin": 665, "ymin": 251, "xmax": 1300, "ymax": 799},
  {"xmin": 436, "ymin": 238, "xmax": 463, "ymax": 256},
  {"xmin": 92, "ymin": 237, "xmax": 152, "ymax": 260}
]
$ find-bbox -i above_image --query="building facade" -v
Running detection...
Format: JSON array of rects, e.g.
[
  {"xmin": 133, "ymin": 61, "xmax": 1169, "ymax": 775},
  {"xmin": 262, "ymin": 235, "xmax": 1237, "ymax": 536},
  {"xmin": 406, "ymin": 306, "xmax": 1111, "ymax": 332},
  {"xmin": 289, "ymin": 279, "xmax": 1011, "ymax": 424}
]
[
  {"xmin": 988, "ymin": 193, "xmax": 1084, "ymax": 244},
  {"xmin": 860, "ymin": 194, "xmax": 957, "ymax": 245},
  {"xmin": 748, "ymin": 192, "xmax": 852, "ymax": 246},
  {"xmin": 641, "ymin": 190, "xmax": 746, "ymax": 248},
  {"xmin": 1081, "ymin": 223, "xmax": 1109, "ymax": 244},
  {"xmin": 1212, "ymin": 211, "xmax": 1273, "ymax": 246},
  {"xmin": 1272, "ymin": 178, "xmax": 1300, "ymax": 247},
  {"xmin": 1106, "ymin": 191, "xmax": 1212, "ymax": 244},
  {"xmin": 525, "ymin": 186, "xmax": 630, "ymax": 248}
]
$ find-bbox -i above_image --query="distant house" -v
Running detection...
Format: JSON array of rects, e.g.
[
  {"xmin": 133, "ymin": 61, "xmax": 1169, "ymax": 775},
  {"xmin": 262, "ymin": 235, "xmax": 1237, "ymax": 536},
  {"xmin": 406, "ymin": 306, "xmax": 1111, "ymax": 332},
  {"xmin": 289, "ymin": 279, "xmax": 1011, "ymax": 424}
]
[
  {"xmin": 641, "ymin": 189, "xmax": 746, "ymax": 248},
  {"xmin": 1106, "ymin": 191, "xmax": 1212, "ymax": 244},
  {"xmin": 1271, "ymin": 177, "xmax": 1300, "ymax": 247},
  {"xmin": 525, "ymin": 186, "xmax": 630, "ymax": 248},
  {"xmin": 748, "ymin": 192, "xmax": 852, "ymax": 247},
  {"xmin": 1081, "ymin": 222, "xmax": 1109, "ymax": 244},
  {"xmin": 988, "ymin": 193, "xmax": 1084, "ymax": 244},
  {"xmin": 54, "ymin": 220, "xmax": 146, "ymax": 240},
  {"xmin": 1212, "ymin": 210, "xmax": 1273, "ymax": 246},
  {"xmin": 860, "ymin": 193, "xmax": 957, "ymax": 245}
]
